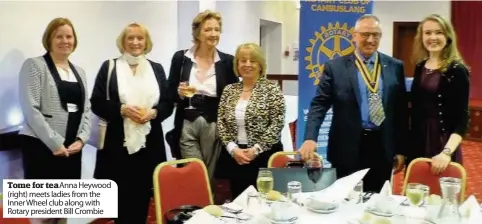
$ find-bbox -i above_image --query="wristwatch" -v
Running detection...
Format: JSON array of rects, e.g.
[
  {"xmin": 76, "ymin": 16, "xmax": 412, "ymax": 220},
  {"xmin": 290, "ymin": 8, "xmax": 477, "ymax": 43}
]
[
  {"xmin": 442, "ymin": 148, "xmax": 452, "ymax": 156},
  {"xmin": 253, "ymin": 144, "xmax": 262, "ymax": 156}
]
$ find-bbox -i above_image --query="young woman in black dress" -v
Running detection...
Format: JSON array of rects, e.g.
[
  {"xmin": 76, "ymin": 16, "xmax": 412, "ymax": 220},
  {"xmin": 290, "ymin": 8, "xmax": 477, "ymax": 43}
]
[{"xmin": 410, "ymin": 14, "xmax": 470, "ymax": 175}]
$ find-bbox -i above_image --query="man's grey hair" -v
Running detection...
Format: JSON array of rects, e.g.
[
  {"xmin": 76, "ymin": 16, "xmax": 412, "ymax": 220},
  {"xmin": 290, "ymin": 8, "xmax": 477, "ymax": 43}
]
[{"xmin": 354, "ymin": 14, "xmax": 381, "ymax": 31}]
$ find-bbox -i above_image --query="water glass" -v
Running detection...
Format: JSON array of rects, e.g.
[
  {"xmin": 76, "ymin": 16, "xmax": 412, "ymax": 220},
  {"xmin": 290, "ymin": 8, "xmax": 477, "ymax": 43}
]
[
  {"xmin": 271, "ymin": 199, "xmax": 296, "ymax": 221},
  {"xmin": 416, "ymin": 184, "xmax": 430, "ymax": 204},
  {"xmin": 246, "ymin": 192, "xmax": 261, "ymax": 213},
  {"xmin": 287, "ymin": 181, "xmax": 302, "ymax": 200},
  {"xmin": 437, "ymin": 177, "xmax": 462, "ymax": 222},
  {"xmin": 406, "ymin": 183, "xmax": 425, "ymax": 207},
  {"xmin": 348, "ymin": 181, "xmax": 363, "ymax": 204}
]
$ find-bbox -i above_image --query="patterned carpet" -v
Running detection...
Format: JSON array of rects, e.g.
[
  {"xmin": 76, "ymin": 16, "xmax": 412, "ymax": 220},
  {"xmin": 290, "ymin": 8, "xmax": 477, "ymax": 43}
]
[{"xmin": 392, "ymin": 140, "xmax": 482, "ymax": 202}]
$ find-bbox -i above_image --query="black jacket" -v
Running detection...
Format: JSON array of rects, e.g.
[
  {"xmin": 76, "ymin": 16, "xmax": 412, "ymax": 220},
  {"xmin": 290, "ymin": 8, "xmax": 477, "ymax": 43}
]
[
  {"xmin": 90, "ymin": 59, "xmax": 173, "ymax": 178},
  {"xmin": 166, "ymin": 49, "xmax": 239, "ymax": 159},
  {"xmin": 304, "ymin": 53, "xmax": 408, "ymax": 169}
]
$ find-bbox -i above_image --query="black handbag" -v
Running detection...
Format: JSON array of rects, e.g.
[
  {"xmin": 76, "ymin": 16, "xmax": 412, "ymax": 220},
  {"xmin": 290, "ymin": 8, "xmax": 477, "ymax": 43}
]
[
  {"xmin": 166, "ymin": 50, "xmax": 188, "ymax": 160},
  {"xmin": 164, "ymin": 205, "xmax": 202, "ymax": 224}
]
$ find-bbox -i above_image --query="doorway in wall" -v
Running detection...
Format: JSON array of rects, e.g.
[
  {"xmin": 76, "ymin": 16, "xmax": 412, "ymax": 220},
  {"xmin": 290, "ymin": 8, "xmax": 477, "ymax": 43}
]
[
  {"xmin": 260, "ymin": 19, "xmax": 282, "ymax": 75},
  {"xmin": 393, "ymin": 22, "xmax": 419, "ymax": 77}
]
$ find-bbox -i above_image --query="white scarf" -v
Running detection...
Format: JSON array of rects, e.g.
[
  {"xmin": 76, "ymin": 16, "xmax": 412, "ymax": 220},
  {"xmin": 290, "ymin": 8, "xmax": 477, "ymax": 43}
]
[{"xmin": 116, "ymin": 53, "xmax": 160, "ymax": 154}]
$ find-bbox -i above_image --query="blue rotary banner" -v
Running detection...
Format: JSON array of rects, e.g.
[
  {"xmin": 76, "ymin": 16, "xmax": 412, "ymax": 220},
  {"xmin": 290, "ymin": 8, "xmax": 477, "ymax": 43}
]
[{"xmin": 297, "ymin": 0, "xmax": 374, "ymax": 167}]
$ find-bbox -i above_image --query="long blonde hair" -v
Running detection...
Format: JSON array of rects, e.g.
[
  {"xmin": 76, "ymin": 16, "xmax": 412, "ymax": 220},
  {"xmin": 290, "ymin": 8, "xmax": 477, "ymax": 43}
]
[{"xmin": 412, "ymin": 14, "xmax": 467, "ymax": 72}]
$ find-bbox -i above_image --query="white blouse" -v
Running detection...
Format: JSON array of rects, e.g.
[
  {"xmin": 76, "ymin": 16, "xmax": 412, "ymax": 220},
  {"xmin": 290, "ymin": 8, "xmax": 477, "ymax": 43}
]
[
  {"xmin": 57, "ymin": 67, "xmax": 78, "ymax": 113},
  {"xmin": 235, "ymin": 99, "xmax": 249, "ymax": 144}
]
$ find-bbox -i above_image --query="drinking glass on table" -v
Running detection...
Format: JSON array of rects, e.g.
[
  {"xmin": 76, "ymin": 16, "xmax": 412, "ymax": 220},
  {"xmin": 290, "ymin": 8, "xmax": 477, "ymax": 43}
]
[
  {"xmin": 305, "ymin": 155, "xmax": 323, "ymax": 191},
  {"xmin": 406, "ymin": 183, "xmax": 425, "ymax": 207},
  {"xmin": 179, "ymin": 81, "xmax": 196, "ymax": 109},
  {"xmin": 256, "ymin": 169, "xmax": 274, "ymax": 198},
  {"xmin": 416, "ymin": 184, "xmax": 430, "ymax": 205},
  {"xmin": 246, "ymin": 192, "xmax": 261, "ymax": 213},
  {"xmin": 348, "ymin": 181, "xmax": 364, "ymax": 204},
  {"xmin": 287, "ymin": 181, "xmax": 302, "ymax": 201}
]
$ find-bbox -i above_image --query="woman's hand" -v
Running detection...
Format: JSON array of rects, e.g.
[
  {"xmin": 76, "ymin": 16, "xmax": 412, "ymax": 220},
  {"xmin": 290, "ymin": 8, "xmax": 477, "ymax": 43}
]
[
  {"xmin": 67, "ymin": 140, "xmax": 84, "ymax": 154},
  {"xmin": 121, "ymin": 104, "xmax": 143, "ymax": 123},
  {"xmin": 244, "ymin": 148, "xmax": 258, "ymax": 160},
  {"xmin": 178, "ymin": 82, "xmax": 188, "ymax": 98},
  {"xmin": 139, "ymin": 108, "xmax": 157, "ymax": 124},
  {"xmin": 53, "ymin": 146, "xmax": 69, "ymax": 157},
  {"xmin": 232, "ymin": 149, "xmax": 252, "ymax": 165},
  {"xmin": 431, "ymin": 153, "xmax": 451, "ymax": 175}
]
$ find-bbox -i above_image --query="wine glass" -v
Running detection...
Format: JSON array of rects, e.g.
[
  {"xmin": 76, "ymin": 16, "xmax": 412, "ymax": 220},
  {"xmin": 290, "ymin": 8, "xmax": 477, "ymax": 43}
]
[
  {"xmin": 406, "ymin": 183, "xmax": 425, "ymax": 207},
  {"xmin": 416, "ymin": 184, "xmax": 430, "ymax": 205},
  {"xmin": 180, "ymin": 81, "xmax": 196, "ymax": 109},
  {"xmin": 256, "ymin": 169, "xmax": 274, "ymax": 198},
  {"xmin": 305, "ymin": 154, "xmax": 323, "ymax": 192}
]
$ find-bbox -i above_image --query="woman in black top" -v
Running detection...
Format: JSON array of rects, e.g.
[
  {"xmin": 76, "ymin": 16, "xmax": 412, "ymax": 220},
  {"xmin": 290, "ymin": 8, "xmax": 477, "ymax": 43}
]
[
  {"xmin": 167, "ymin": 10, "xmax": 238, "ymax": 182},
  {"xmin": 90, "ymin": 23, "xmax": 172, "ymax": 224},
  {"xmin": 410, "ymin": 14, "xmax": 470, "ymax": 175}
]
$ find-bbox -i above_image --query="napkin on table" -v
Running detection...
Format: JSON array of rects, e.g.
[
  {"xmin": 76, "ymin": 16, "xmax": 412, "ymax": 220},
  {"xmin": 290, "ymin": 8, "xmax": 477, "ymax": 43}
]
[
  {"xmin": 379, "ymin": 180, "xmax": 392, "ymax": 196},
  {"xmin": 185, "ymin": 186, "xmax": 270, "ymax": 224},
  {"xmin": 363, "ymin": 180, "xmax": 404, "ymax": 216},
  {"xmin": 459, "ymin": 195, "xmax": 482, "ymax": 223},
  {"xmin": 290, "ymin": 168, "xmax": 370, "ymax": 206},
  {"xmin": 183, "ymin": 209, "xmax": 224, "ymax": 224},
  {"xmin": 366, "ymin": 180, "xmax": 392, "ymax": 204}
]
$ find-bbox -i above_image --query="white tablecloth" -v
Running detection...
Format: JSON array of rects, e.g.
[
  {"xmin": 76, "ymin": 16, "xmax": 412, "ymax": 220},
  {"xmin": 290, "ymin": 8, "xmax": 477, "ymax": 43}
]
[{"xmin": 187, "ymin": 194, "xmax": 481, "ymax": 224}]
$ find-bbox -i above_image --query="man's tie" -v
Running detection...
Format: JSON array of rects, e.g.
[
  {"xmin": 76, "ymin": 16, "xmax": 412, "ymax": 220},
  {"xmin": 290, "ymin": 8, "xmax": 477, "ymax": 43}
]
[{"xmin": 365, "ymin": 60, "xmax": 385, "ymax": 126}]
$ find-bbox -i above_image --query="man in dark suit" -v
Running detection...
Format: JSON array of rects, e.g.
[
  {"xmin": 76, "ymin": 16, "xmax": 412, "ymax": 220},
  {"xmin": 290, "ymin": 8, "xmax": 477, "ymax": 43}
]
[{"xmin": 299, "ymin": 14, "xmax": 408, "ymax": 192}]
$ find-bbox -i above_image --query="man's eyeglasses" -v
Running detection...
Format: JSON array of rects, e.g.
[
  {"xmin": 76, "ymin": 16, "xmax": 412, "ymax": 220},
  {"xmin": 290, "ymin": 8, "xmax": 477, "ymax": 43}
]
[{"xmin": 356, "ymin": 32, "xmax": 382, "ymax": 39}]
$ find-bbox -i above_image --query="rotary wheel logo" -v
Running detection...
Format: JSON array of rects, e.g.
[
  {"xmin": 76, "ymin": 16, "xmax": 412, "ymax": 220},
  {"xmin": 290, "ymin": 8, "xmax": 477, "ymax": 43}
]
[{"xmin": 305, "ymin": 22, "xmax": 355, "ymax": 85}]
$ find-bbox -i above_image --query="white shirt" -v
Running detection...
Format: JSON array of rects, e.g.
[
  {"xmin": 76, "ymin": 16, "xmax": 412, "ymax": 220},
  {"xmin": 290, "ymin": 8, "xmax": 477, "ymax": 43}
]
[
  {"xmin": 184, "ymin": 47, "xmax": 220, "ymax": 97},
  {"xmin": 235, "ymin": 99, "xmax": 249, "ymax": 145},
  {"xmin": 57, "ymin": 66, "xmax": 78, "ymax": 112}
]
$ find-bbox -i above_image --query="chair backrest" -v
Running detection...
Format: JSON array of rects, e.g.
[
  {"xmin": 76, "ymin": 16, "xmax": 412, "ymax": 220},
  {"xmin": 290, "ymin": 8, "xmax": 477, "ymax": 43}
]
[
  {"xmin": 153, "ymin": 158, "xmax": 213, "ymax": 224},
  {"xmin": 268, "ymin": 151, "xmax": 323, "ymax": 168},
  {"xmin": 403, "ymin": 158, "xmax": 467, "ymax": 201},
  {"xmin": 89, "ymin": 218, "xmax": 114, "ymax": 224},
  {"xmin": 268, "ymin": 151, "xmax": 298, "ymax": 168},
  {"xmin": 0, "ymin": 219, "xmax": 31, "ymax": 224},
  {"xmin": 0, "ymin": 204, "xmax": 31, "ymax": 224},
  {"xmin": 146, "ymin": 197, "xmax": 156, "ymax": 224}
]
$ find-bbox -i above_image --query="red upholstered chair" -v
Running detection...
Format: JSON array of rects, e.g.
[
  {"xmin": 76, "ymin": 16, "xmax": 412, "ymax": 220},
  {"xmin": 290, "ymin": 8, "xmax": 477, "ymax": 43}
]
[
  {"xmin": 152, "ymin": 158, "xmax": 213, "ymax": 224},
  {"xmin": 0, "ymin": 204, "xmax": 31, "ymax": 224},
  {"xmin": 146, "ymin": 197, "xmax": 156, "ymax": 224},
  {"xmin": 403, "ymin": 158, "xmax": 467, "ymax": 201},
  {"xmin": 89, "ymin": 218, "xmax": 114, "ymax": 224},
  {"xmin": 268, "ymin": 151, "xmax": 323, "ymax": 168},
  {"xmin": 0, "ymin": 218, "xmax": 31, "ymax": 224},
  {"xmin": 268, "ymin": 151, "xmax": 298, "ymax": 168}
]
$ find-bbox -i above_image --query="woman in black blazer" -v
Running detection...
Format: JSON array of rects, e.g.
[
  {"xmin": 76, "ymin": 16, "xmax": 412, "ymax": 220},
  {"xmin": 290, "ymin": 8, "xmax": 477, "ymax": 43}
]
[
  {"xmin": 167, "ymin": 10, "xmax": 238, "ymax": 182},
  {"xmin": 90, "ymin": 23, "xmax": 173, "ymax": 224},
  {"xmin": 410, "ymin": 14, "xmax": 470, "ymax": 175}
]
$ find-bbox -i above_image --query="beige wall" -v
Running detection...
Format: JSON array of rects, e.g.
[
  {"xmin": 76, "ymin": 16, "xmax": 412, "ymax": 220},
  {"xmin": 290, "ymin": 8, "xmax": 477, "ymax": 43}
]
[
  {"xmin": 260, "ymin": 0, "xmax": 300, "ymax": 75},
  {"xmin": 374, "ymin": 1, "xmax": 451, "ymax": 56}
]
